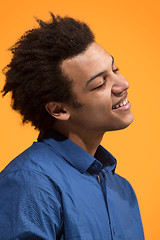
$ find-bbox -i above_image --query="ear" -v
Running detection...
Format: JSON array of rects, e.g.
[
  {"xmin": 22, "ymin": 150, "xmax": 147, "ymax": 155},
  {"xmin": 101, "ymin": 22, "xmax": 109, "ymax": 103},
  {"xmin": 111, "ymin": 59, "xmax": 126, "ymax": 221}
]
[{"xmin": 45, "ymin": 102, "xmax": 70, "ymax": 121}]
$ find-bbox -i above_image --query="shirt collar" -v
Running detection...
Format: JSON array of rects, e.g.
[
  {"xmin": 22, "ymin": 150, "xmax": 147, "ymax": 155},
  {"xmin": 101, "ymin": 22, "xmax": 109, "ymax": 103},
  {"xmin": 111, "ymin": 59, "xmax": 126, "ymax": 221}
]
[{"xmin": 37, "ymin": 129, "xmax": 117, "ymax": 175}]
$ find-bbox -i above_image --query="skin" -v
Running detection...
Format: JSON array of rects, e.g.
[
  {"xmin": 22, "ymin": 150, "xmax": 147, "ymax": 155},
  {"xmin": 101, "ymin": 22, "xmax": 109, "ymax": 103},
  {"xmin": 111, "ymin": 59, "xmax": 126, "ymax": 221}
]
[{"xmin": 45, "ymin": 42, "xmax": 134, "ymax": 156}]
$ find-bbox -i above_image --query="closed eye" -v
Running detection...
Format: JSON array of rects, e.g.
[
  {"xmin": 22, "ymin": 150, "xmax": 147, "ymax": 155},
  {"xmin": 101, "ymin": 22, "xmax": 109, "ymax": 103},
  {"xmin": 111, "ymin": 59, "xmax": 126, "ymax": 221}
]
[{"xmin": 93, "ymin": 78, "xmax": 106, "ymax": 90}]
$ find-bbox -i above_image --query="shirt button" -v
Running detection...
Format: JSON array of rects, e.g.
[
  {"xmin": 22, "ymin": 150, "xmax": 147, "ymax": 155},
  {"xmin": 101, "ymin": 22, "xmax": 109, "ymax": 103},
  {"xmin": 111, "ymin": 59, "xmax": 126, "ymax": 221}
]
[{"xmin": 113, "ymin": 228, "xmax": 116, "ymax": 235}]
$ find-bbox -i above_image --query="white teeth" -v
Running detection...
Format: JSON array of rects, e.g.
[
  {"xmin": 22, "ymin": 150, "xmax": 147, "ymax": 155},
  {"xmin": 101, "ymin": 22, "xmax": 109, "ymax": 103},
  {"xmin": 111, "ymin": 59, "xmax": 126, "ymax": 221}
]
[
  {"xmin": 113, "ymin": 99, "xmax": 128, "ymax": 109},
  {"xmin": 123, "ymin": 99, "xmax": 128, "ymax": 105}
]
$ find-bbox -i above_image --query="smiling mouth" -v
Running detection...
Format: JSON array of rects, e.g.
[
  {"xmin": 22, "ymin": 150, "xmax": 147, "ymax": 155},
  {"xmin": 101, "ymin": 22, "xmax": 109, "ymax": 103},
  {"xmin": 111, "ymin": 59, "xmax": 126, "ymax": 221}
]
[{"xmin": 112, "ymin": 98, "xmax": 128, "ymax": 109}]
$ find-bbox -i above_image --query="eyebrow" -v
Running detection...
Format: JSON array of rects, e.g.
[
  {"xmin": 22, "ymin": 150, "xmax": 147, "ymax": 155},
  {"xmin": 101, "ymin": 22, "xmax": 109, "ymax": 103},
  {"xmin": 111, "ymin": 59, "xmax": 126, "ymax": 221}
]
[{"xmin": 86, "ymin": 55, "xmax": 115, "ymax": 86}]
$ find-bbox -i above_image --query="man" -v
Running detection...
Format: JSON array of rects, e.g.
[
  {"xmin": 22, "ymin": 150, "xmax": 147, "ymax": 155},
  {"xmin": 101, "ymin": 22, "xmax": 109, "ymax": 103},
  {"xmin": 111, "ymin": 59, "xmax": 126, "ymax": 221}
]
[{"xmin": 0, "ymin": 13, "xmax": 144, "ymax": 239}]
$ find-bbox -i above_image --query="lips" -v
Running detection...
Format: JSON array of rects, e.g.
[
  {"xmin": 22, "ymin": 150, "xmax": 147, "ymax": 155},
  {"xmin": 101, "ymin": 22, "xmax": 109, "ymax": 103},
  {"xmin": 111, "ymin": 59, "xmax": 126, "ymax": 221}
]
[
  {"xmin": 112, "ymin": 98, "xmax": 129, "ymax": 109},
  {"xmin": 112, "ymin": 93, "xmax": 128, "ymax": 110}
]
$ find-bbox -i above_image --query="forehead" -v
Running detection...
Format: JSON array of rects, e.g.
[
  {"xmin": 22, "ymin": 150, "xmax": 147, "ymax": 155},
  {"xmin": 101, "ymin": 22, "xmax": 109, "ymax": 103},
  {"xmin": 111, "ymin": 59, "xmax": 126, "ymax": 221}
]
[{"xmin": 61, "ymin": 42, "xmax": 112, "ymax": 84}]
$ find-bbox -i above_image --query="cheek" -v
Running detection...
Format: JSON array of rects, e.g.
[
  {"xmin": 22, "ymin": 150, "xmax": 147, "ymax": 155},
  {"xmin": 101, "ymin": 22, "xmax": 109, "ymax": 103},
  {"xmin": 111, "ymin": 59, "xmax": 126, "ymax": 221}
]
[
  {"xmin": 74, "ymin": 90, "xmax": 112, "ymax": 116},
  {"xmin": 85, "ymin": 101, "xmax": 112, "ymax": 120},
  {"xmin": 91, "ymin": 96, "xmax": 112, "ymax": 113}
]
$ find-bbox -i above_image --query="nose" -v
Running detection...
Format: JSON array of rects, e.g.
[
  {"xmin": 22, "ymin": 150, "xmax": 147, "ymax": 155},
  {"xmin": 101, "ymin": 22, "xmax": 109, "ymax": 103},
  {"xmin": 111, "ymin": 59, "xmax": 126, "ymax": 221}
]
[{"xmin": 111, "ymin": 73, "xmax": 129, "ymax": 96}]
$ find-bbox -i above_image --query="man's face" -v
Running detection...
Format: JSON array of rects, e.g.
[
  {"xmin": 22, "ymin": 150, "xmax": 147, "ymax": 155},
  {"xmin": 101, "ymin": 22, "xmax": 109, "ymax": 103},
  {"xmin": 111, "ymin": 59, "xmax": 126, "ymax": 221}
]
[{"xmin": 61, "ymin": 42, "xmax": 134, "ymax": 133}]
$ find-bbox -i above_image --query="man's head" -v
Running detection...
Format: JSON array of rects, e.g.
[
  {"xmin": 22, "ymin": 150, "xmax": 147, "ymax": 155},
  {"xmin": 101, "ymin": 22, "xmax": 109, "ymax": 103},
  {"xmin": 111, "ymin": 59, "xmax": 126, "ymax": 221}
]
[
  {"xmin": 1, "ymin": 13, "xmax": 95, "ymax": 131},
  {"xmin": 2, "ymin": 13, "xmax": 133, "ymax": 133}
]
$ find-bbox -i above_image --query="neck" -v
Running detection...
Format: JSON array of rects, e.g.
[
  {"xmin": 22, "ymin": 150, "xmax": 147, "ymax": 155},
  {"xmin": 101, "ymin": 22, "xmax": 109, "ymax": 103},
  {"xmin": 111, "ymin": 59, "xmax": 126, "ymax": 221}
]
[
  {"xmin": 68, "ymin": 131, "xmax": 104, "ymax": 156},
  {"xmin": 53, "ymin": 123, "xmax": 104, "ymax": 157}
]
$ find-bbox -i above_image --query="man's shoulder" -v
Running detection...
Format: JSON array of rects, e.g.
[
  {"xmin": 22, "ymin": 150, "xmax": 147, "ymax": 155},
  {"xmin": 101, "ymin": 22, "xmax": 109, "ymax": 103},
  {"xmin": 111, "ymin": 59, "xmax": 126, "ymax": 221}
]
[
  {"xmin": 110, "ymin": 171, "xmax": 138, "ymax": 203},
  {"xmin": 0, "ymin": 141, "xmax": 66, "ymax": 181}
]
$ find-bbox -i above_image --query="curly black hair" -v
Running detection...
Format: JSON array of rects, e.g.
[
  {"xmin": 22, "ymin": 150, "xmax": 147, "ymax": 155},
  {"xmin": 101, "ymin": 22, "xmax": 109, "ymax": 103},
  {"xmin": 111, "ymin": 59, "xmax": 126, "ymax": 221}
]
[{"xmin": 1, "ymin": 13, "xmax": 95, "ymax": 131}]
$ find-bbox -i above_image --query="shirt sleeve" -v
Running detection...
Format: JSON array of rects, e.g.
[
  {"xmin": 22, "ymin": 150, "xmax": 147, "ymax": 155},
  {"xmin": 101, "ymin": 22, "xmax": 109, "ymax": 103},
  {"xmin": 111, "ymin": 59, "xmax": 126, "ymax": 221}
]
[{"xmin": 0, "ymin": 169, "xmax": 63, "ymax": 240}]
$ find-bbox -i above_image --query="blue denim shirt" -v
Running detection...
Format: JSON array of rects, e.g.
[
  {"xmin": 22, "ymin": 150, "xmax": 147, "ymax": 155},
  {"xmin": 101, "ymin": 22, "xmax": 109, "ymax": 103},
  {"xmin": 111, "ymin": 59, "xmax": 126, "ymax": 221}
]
[{"xmin": 0, "ymin": 129, "xmax": 144, "ymax": 239}]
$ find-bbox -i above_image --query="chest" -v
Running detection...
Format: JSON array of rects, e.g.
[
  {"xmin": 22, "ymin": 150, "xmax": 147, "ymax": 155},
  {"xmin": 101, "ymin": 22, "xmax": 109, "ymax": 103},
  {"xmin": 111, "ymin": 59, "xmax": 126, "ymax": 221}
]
[{"xmin": 57, "ymin": 172, "xmax": 144, "ymax": 240}]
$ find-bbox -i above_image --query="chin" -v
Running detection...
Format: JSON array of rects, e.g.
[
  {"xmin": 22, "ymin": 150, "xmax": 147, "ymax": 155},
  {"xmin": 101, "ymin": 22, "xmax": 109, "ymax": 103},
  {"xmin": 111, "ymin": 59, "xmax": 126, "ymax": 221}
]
[
  {"xmin": 105, "ymin": 114, "xmax": 134, "ymax": 132},
  {"xmin": 116, "ymin": 114, "xmax": 134, "ymax": 131}
]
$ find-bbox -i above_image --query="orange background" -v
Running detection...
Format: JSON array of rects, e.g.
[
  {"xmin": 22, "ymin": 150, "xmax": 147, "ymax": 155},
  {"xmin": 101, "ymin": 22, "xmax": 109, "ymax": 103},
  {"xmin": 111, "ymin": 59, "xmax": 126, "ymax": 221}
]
[{"xmin": 0, "ymin": 0, "xmax": 160, "ymax": 239}]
